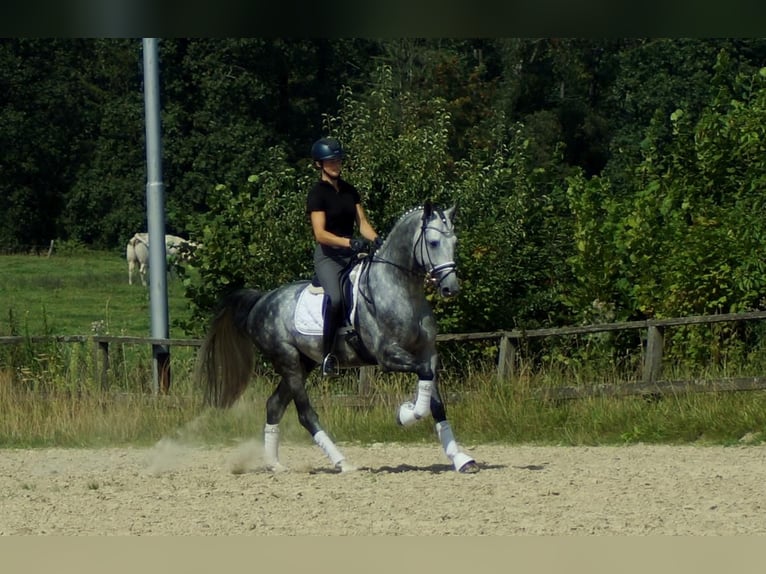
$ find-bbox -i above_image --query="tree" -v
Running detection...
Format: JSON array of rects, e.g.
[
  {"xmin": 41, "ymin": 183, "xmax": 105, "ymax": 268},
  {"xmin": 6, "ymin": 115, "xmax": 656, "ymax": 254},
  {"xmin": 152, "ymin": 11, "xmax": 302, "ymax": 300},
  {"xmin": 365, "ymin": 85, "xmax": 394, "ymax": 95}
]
[
  {"xmin": 566, "ymin": 52, "xmax": 766, "ymax": 363},
  {"xmin": 60, "ymin": 39, "xmax": 145, "ymax": 248},
  {"xmin": 0, "ymin": 39, "xmax": 95, "ymax": 249}
]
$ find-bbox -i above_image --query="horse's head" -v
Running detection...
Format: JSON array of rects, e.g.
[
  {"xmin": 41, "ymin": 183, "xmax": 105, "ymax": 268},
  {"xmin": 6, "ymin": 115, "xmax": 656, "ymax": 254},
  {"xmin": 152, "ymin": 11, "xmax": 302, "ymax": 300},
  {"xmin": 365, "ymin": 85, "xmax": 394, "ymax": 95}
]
[{"xmin": 416, "ymin": 203, "xmax": 459, "ymax": 298}]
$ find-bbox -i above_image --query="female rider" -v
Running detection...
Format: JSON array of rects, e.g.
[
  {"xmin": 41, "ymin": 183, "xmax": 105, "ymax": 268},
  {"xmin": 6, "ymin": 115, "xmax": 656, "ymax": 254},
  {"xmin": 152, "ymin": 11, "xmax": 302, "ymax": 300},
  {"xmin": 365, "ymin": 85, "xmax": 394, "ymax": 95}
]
[{"xmin": 306, "ymin": 137, "xmax": 381, "ymax": 376}]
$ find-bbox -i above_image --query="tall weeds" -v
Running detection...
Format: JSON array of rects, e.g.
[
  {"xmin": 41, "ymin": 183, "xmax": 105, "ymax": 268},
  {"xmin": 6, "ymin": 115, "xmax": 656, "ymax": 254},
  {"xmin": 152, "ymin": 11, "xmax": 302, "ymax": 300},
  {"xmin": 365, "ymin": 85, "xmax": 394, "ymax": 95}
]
[{"xmin": 3, "ymin": 334, "xmax": 766, "ymax": 448}]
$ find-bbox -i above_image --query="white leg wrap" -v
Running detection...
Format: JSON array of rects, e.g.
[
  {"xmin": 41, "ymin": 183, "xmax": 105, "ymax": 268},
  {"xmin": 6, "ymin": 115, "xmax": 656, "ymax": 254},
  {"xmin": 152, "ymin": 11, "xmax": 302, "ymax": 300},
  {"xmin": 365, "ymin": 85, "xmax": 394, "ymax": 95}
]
[
  {"xmin": 436, "ymin": 421, "xmax": 475, "ymax": 471},
  {"xmin": 313, "ymin": 430, "xmax": 346, "ymax": 467},
  {"xmin": 264, "ymin": 423, "xmax": 281, "ymax": 468},
  {"xmin": 397, "ymin": 380, "xmax": 433, "ymax": 427}
]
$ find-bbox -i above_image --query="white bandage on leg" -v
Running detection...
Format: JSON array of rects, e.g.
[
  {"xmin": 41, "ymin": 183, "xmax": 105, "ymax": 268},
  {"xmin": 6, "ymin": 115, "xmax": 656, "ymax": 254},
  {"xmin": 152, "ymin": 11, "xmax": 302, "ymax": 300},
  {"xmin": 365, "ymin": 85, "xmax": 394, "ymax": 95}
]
[
  {"xmin": 313, "ymin": 430, "xmax": 346, "ymax": 467},
  {"xmin": 436, "ymin": 420, "xmax": 475, "ymax": 471},
  {"xmin": 264, "ymin": 423, "xmax": 281, "ymax": 468},
  {"xmin": 397, "ymin": 380, "xmax": 433, "ymax": 427},
  {"xmin": 436, "ymin": 420, "xmax": 459, "ymax": 457}
]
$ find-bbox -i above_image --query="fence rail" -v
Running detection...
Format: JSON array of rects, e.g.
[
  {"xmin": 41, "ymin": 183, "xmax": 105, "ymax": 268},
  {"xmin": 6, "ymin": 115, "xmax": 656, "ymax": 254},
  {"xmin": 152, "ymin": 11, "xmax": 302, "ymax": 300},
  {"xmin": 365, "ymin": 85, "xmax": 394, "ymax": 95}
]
[{"xmin": 4, "ymin": 310, "xmax": 766, "ymax": 398}]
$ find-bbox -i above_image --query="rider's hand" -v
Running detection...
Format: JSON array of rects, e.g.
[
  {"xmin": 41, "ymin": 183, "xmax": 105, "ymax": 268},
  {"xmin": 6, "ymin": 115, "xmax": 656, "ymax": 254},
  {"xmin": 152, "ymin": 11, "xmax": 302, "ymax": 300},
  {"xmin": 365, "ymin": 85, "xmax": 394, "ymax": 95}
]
[
  {"xmin": 372, "ymin": 236, "xmax": 383, "ymax": 250},
  {"xmin": 349, "ymin": 237, "xmax": 367, "ymax": 253}
]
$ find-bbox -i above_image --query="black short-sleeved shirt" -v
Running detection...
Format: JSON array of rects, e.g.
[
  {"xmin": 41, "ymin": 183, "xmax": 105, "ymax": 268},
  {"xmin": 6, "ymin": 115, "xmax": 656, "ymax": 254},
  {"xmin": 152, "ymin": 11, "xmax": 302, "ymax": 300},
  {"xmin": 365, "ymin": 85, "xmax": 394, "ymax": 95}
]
[{"xmin": 306, "ymin": 179, "xmax": 361, "ymax": 238}]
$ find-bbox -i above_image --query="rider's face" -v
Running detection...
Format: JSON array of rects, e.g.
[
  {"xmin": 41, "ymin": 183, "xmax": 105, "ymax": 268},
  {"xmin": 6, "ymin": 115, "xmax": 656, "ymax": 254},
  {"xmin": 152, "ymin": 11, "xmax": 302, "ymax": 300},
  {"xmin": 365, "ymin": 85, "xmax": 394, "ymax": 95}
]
[{"xmin": 321, "ymin": 158, "xmax": 342, "ymax": 178}]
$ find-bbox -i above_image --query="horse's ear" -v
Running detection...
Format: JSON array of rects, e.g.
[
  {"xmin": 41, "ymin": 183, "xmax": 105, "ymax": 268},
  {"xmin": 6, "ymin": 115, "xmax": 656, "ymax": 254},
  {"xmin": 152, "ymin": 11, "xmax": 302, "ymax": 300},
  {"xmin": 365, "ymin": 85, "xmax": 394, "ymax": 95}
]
[
  {"xmin": 422, "ymin": 200, "xmax": 433, "ymax": 221},
  {"xmin": 445, "ymin": 205, "xmax": 457, "ymax": 222}
]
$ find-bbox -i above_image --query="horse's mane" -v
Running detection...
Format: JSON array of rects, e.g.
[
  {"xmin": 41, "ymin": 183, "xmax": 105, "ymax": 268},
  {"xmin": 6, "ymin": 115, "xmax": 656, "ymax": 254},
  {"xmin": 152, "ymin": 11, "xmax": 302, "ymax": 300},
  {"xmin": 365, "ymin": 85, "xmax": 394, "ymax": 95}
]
[
  {"xmin": 374, "ymin": 205, "xmax": 426, "ymax": 250},
  {"xmin": 388, "ymin": 204, "xmax": 425, "ymax": 231},
  {"xmin": 399, "ymin": 205, "xmax": 426, "ymax": 221}
]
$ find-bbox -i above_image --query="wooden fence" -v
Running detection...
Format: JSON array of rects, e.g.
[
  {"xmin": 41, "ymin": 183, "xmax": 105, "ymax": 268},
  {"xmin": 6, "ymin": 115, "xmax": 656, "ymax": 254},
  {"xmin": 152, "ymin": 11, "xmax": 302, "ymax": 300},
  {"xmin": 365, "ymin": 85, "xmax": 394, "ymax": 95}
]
[
  {"xmin": 3, "ymin": 310, "xmax": 766, "ymax": 399},
  {"xmin": 477, "ymin": 309, "xmax": 766, "ymax": 400}
]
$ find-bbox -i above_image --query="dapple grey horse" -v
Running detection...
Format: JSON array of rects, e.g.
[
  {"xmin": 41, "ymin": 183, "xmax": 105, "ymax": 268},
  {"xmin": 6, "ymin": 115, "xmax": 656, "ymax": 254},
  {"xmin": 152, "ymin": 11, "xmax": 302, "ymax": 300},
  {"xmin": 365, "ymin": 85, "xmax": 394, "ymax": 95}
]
[{"xmin": 196, "ymin": 203, "xmax": 479, "ymax": 473}]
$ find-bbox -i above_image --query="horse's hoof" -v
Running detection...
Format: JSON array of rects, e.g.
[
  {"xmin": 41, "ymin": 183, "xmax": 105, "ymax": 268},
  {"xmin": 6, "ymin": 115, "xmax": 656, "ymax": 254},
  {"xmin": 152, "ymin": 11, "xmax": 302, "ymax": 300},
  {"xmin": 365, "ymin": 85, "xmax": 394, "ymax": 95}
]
[
  {"xmin": 396, "ymin": 402, "xmax": 419, "ymax": 427},
  {"xmin": 267, "ymin": 462, "xmax": 289, "ymax": 473},
  {"xmin": 452, "ymin": 452, "xmax": 477, "ymax": 472}
]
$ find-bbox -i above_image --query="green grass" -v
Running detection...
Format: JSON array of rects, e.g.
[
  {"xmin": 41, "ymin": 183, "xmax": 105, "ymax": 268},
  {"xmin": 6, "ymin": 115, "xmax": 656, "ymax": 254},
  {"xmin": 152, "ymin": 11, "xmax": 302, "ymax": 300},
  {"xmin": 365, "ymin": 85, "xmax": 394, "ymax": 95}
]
[
  {"xmin": 0, "ymin": 251, "xmax": 192, "ymax": 337},
  {"xmin": 3, "ymin": 366, "xmax": 766, "ymax": 449},
  {"xmin": 2, "ymin": 251, "xmax": 766, "ymax": 449}
]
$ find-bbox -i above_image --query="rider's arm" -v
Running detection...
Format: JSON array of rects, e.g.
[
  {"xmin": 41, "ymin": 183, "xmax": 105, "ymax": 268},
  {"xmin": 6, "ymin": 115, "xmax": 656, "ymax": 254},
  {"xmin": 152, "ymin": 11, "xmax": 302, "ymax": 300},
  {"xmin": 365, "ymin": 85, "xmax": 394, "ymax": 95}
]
[
  {"xmin": 355, "ymin": 204, "xmax": 379, "ymax": 243},
  {"xmin": 310, "ymin": 211, "xmax": 353, "ymax": 248}
]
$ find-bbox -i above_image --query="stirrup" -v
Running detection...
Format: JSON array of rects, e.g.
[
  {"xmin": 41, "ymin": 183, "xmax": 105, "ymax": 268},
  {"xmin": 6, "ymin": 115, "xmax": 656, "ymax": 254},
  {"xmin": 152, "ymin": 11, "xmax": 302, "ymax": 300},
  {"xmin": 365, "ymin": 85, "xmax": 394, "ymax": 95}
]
[{"xmin": 322, "ymin": 354, "xmax": 339, "ymax": 377}]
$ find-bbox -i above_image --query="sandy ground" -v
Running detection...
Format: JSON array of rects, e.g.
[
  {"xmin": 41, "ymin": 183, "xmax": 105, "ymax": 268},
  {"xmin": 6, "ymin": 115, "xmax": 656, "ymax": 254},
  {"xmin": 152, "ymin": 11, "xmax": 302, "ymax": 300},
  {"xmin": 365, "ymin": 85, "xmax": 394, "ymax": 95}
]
[{"xmin": 1, "ymin": 440, "xmax": 765, "ymax": 535}]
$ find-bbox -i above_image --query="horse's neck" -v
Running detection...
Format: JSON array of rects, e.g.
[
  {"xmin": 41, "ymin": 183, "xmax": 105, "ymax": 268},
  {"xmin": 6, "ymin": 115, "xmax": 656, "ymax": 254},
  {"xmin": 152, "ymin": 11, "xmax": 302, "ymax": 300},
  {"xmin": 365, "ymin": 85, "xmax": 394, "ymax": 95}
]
[
  {"xmin": 366, "ymin": 217, "xmax": 424, "ymax": 302},
  {"xmin": 367, "ymin": 255, "xmax": 422, "ymax": 299}
]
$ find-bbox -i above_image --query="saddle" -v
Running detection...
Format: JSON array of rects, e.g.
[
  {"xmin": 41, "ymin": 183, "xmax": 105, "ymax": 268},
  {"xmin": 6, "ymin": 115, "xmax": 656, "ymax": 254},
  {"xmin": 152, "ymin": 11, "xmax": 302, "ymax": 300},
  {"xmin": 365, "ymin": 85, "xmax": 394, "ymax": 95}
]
[
  {"xmin": 309, "ymin": 261, "xmax": 357, "ymax": 318},
  {"xmin": 295, "ymin": 257, "xmax": 375, "ymax": 362}
]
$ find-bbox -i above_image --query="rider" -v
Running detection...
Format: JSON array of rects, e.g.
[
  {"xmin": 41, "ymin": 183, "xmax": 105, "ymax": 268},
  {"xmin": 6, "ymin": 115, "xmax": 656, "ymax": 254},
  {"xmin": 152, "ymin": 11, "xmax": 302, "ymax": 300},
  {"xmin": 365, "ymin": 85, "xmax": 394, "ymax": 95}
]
[{"xmin": 306, "ymin": 137, "xmax": 381, "ymax": 376}]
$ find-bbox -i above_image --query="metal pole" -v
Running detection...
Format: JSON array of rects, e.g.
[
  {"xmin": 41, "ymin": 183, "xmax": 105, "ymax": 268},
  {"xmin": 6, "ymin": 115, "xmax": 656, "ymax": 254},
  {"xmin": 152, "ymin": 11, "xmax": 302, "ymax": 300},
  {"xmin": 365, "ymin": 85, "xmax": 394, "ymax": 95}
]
[{"xmin": 142, "ymin": 38, "xmax": 170, "ymax": 394}]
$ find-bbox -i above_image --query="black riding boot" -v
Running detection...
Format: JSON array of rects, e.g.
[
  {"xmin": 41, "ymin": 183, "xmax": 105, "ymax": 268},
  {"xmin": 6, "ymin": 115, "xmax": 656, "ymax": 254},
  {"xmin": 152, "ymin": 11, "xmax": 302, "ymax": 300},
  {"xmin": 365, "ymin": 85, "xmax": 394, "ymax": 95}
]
[{"xmin": 322, "ymin": 302, "xmax": 341, "ymax": 377}]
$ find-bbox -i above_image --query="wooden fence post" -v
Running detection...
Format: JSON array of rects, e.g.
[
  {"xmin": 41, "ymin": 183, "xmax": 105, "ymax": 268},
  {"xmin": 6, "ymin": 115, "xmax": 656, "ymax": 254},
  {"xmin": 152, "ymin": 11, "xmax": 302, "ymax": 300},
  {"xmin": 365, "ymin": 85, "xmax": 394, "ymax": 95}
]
[
  {"xmin": 156, "ymin": 350, "xmax": 171, "ymax": 394},
  {"xmin": 643, "ymin": 325, "xmax": 664, "ymax": 384},
  {"xmin": 358, "ymin": 367, "xmax": 374, "ymax": 395},
  {"xmin": 497, "ymin": 334, "xmax": 516, "ymax": 381},
  {"xmin": 98, "ymin": 340, "xmax": 110, "ymax": 390}
]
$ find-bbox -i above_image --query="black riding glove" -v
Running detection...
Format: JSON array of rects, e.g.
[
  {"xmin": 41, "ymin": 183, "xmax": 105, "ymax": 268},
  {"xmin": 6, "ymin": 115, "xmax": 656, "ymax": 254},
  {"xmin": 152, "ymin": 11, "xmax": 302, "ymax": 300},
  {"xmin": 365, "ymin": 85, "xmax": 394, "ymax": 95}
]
[
  {"xmin": 349, "ymin": 237, "xmax": 367, "ymax": 253},
  {"xmin": 372, "ymin": 236, "xmax": 383, "ymax": 250}
]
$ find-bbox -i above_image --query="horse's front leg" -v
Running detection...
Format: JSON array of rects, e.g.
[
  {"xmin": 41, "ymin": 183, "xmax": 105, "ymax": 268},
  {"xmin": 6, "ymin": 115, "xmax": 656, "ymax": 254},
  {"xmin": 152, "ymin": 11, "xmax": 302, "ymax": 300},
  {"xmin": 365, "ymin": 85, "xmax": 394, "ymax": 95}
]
[
  {"xmin": 395, "ymin": 361, "xmax": 436, "ymax": 427},
  {"xmin": 430, "ymin": 390, "xmax": 479, "ymax": 473},
  {"xmin": 389, "ymin": 351, "xmax": 478, "ymax": 473}
]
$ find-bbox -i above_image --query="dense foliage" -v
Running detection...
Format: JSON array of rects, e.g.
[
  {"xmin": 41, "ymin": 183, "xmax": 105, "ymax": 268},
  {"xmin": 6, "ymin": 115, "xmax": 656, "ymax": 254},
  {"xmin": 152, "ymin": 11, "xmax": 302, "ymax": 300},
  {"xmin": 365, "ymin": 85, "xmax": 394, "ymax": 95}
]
[{"xmin": 4, "ymin": 38, "xmax": 766, "ymax": 365}]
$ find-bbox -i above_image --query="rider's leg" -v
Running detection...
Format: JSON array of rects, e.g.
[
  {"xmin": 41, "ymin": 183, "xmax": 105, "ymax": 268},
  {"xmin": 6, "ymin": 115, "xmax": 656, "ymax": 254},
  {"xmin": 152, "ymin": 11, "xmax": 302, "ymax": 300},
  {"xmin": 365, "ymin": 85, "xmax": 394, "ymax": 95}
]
[
  {"xmin": 313, "ymin": 245, "xmax": 346, "ymax": 376},
  {"xmin": 321, "ymin": 300, "xmax": 342, "ymax": 375}
]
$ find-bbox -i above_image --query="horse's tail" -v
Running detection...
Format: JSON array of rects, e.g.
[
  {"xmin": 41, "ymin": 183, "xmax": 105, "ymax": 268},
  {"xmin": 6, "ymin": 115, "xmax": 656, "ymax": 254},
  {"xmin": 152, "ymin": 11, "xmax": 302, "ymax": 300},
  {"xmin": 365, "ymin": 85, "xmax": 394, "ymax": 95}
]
[{"xmin": 196, "ymin": 288, "xmax": 264, "ymax": 408}]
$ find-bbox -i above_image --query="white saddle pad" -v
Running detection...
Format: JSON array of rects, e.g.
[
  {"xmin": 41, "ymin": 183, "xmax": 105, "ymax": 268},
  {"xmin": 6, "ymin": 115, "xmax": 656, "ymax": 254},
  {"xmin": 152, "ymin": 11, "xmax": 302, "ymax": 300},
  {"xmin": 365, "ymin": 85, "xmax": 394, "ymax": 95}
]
[
  {"xmin": 294, "ymin": 265, "xmax": 364, "ymax": 336},
  {"xmin": 294, "ymin": 286, "xmax": 326, "ymax": 335}
]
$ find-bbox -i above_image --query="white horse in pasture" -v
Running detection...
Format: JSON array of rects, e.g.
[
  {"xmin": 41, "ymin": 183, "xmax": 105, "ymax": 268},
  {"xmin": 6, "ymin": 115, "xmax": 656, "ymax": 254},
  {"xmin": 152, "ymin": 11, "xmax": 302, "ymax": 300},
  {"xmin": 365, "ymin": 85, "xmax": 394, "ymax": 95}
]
[{"xmin": 126, "ymin": 232, "xmax": 197, "ymax": 286}]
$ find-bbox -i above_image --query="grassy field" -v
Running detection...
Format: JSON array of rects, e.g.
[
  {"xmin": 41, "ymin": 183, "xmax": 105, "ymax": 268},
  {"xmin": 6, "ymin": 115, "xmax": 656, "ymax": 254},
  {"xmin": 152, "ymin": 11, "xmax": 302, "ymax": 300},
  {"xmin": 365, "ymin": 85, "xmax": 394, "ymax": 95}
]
[
  {"xmin": 0, "ymin": 250, "xmax": 192, "ymax": 337},
  {"xmin": 2, "ymin": 250, "xmax": 766, "ymax": 448}
]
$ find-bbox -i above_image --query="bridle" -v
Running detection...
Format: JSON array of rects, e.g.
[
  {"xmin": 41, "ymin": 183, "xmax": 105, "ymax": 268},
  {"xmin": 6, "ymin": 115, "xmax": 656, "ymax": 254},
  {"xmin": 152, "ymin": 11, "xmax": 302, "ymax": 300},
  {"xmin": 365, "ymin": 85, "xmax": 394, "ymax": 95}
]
[
  {"xmin": 413, "ymin": 207, "xmax": 457, "ymax": 290},
  {"xmin": 361, "ymin": 205, "xmax": 457, "ymax": 289},
  {"xmin": 352, "ymin": 205, "xmax": 457, "ymax": 314}
]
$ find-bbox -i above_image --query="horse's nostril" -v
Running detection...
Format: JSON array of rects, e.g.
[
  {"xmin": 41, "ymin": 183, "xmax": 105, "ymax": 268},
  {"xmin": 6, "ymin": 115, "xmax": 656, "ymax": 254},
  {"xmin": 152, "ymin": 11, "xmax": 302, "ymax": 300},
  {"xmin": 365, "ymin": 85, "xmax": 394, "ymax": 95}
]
[{"xmin": 441, "ymin": 286, "xmax": 457, "ymax": 297}]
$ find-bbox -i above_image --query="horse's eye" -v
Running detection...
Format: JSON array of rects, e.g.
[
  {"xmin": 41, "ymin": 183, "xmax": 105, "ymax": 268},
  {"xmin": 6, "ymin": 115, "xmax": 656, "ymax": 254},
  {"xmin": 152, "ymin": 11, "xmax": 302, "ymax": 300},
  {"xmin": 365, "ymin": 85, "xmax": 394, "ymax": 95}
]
[{"xmin": 429, "ymin": 240, "xmax": 439, "ymax": 249}]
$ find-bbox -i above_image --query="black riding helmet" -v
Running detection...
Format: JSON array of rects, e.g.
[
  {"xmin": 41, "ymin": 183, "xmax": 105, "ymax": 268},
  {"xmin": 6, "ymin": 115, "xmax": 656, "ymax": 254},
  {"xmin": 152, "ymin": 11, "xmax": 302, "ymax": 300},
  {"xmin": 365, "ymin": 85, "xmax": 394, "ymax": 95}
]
[{"xmin": 311, "ymin": 137, "xmax": 345, "ymax": 162}]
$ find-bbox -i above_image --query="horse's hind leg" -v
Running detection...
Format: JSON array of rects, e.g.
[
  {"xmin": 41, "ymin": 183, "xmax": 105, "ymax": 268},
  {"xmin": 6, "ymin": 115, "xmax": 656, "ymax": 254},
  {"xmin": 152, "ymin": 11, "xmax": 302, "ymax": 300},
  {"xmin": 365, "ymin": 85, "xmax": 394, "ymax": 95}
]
[
  {"xmin": 263, "ymin": 378, "xmax": 293, "ymax": 472},
  {"xmin": 295, "ymin": 390, "xmax": 357, "ymax": 473},
  {"xmin": 265, "ymin": 354, "xmax": 355, "ymax": 473}
]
